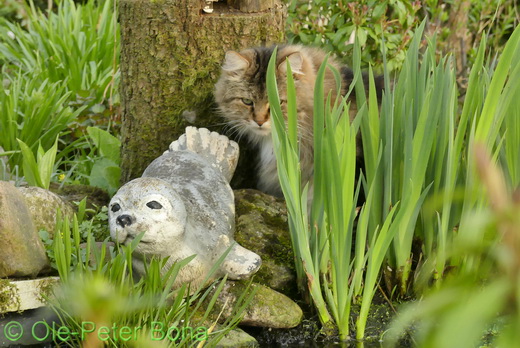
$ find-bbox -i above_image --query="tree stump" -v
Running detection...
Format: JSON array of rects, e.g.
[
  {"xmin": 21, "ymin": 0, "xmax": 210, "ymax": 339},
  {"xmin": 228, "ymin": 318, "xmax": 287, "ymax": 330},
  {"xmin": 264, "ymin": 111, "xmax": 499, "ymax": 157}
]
[{"xmin": 119, "ymin": 0, "xmax": 286, "ymax": 186}]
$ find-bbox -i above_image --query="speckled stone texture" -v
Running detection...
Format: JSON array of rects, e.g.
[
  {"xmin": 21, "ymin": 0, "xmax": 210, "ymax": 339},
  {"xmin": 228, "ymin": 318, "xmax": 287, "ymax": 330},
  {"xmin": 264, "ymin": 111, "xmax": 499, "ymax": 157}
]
[{"xmin": 109, "ymin": 127, "xmax": 261, "ymax": 289}]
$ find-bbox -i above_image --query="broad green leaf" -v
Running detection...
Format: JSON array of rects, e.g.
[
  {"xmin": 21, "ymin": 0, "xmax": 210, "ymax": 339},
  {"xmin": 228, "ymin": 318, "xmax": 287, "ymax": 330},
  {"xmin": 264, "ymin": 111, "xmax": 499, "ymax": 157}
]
[
  {"xmin": 87, "ymin": 126, "xmax": 121, "ymax": 164},
  {"xmin": 38, "ymin": 137, "xmax": 59, "ymax": 189},
  {"xmin": 89, "ymin": 157, "xmax": 121, "ymax": 195},
  {"xmin": 17, "ymin": 138, "xmax": 42, "ymax": 187}
]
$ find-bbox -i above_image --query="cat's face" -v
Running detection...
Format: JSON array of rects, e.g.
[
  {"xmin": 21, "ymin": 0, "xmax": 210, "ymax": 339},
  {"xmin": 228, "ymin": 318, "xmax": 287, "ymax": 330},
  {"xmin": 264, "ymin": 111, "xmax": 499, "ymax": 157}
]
[{"xmin": 214, "ymin": 46, "xmax": 315, "ymax": 144}]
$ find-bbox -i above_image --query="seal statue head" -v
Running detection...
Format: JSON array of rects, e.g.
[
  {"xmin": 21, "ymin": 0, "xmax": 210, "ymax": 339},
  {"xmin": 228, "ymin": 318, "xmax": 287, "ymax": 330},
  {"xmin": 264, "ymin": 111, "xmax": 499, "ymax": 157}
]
[{"xmin": 108, "ymin": 177, "xmax": 187, "ymax": 257}]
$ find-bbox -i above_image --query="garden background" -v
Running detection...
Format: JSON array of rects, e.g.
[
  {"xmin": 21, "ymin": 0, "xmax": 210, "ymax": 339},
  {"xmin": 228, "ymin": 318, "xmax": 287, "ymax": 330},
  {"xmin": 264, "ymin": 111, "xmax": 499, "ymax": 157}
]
[{"xmin": 1, "ymin": 0, "xmax": 519, "ymax": 346}]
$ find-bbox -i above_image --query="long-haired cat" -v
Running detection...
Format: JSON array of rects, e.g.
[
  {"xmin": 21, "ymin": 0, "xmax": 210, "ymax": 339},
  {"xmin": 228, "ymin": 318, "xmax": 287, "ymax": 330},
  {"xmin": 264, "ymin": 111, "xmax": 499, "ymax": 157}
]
[{"xmin": 214, "ymin": 44, "xmax": 382, "ymax": 197}]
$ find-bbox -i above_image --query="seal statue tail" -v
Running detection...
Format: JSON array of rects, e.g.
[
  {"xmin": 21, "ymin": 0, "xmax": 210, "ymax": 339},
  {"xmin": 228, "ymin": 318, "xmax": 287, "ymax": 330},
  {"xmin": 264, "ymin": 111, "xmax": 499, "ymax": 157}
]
[{"xmin": 166, "ymin": 127, "xmax": 239, "ymax": 182}]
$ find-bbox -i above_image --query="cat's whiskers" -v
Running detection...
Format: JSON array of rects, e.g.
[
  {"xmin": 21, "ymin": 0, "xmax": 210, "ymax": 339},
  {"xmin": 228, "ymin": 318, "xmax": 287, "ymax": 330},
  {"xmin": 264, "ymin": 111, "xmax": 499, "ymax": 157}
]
[
  {"xmin": 208, "ymin": 121, "xmax": 234, "ymax": 128},
  {"xmin": 224, "ymin": 122, "xmax": 242, "ymax": 138},
  {"xmin": 221, "ymin": 119, "xmax": 251, "ymax": 143},
  {"xmin": 235, "ymin": 125, "xmax": 252, "ymax": 143}
]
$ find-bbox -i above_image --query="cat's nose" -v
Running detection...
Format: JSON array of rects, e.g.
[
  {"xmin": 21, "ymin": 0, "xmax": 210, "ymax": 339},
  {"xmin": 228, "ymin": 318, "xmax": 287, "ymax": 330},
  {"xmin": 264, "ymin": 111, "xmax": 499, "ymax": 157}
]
[{"xmin": 255, "ymin": 110, "xmax": 270, "ymax": 126}]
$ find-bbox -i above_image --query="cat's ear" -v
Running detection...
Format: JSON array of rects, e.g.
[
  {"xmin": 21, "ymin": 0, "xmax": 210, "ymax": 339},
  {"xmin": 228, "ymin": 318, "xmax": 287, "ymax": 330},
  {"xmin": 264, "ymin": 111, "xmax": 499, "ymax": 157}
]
[
  {"xmin": 278, "ymin": 52, "xmax": 304, "ymax": 77},
  {"xmin": 222, "ymin": 51, "xmax": 250, "ymax": 73}
]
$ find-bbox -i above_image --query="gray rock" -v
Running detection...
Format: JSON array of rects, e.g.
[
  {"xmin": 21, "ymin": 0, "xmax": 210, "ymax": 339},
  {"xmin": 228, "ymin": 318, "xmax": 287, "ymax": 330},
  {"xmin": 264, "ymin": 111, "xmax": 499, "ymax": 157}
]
[
  {"xmin": 108, "ymin": 128, "xmax": 261, "ymax": 289},
  {"xmin": 17, "ymin": 186, "xmax": 75, "ymax": 238},
  {"xmin": 234, "ymin": 189, "xmax": 297, "ymax": 297},
  {"xmin": 0, "ymin": 181, "xmax": 49, "ymax": 278},
  {"xmin": 217, "ymin": 328, "xmax": 259, "ymax": 348},
  {"xmin": 212, "ymin": 281, "xmax": 303, "ymax": 329},
  {"xmin": 0, "ymin": 277, "xmax": 59, "ymax": 313}
]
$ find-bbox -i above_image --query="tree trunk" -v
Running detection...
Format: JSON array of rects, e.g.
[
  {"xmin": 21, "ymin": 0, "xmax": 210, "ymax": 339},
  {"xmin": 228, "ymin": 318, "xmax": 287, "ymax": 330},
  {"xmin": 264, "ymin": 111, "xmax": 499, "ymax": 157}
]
[
  {"xmin": 119, "ymin": 0, "xmax": 286, "ymax": 185},
  {"xmin": 446, "ymin": 0, "xmax": 471, "ymax": 88}
]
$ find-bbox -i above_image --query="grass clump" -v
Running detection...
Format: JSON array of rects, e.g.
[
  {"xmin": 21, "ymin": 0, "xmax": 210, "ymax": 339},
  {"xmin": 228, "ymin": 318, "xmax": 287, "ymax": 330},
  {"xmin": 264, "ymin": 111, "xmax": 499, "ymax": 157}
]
[{"xmin": 0, "ymin": 0, "xmax": 119, "ymax": 107}]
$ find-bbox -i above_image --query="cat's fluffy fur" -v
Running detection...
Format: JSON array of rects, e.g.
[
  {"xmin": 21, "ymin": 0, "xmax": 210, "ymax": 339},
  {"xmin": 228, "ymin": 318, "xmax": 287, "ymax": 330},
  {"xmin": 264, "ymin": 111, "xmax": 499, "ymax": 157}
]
[{"xmin": 214, "ymin": 44, "xmax": 381, "ymax": 197}]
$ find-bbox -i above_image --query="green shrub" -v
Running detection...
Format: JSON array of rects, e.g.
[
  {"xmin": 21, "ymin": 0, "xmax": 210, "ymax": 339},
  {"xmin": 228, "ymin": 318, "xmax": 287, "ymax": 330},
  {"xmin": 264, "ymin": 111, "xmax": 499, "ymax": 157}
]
[
  {"xmin": 0, "ymin": 71, "xmax": 85, "ymax": 170},
  {"xmin": 0, "ymin": 0, "xmax": 120, "ymax": 189},
  {"xmin": 85, "ymin": 126, "xmax": 121, "ymax": 195},
  {"xmin": 17, "ymin": 137, "xmax": 59, "ymax": 189},
  {"xmin": 267, "ymin": 41, "xmax": 399, "ymax": 340},
  {"xmin": 286, "ymin": 0, "xmax": 519, "ymax": 75},
  {"xmin": 286, "ymin": 0, "xmax": 422, "ymax": 71},
  {"xmin": 0, "ymin": 0, "xmax": 25, "ymax": 22}
]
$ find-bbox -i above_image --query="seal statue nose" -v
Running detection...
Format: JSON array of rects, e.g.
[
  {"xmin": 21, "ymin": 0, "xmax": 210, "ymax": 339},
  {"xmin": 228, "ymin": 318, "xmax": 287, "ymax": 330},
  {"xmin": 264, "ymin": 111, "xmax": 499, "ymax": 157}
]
[{"xmin": 116, "ymin": 214, "xmax": 133, "ymax": 228}]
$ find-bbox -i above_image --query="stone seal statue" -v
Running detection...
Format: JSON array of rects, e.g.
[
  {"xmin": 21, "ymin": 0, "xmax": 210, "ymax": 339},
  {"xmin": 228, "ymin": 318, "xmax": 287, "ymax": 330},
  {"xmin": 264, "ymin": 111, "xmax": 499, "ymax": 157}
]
[{"xmin": 108, "ymin": 127, "xmax": 261, "ymax": 289}]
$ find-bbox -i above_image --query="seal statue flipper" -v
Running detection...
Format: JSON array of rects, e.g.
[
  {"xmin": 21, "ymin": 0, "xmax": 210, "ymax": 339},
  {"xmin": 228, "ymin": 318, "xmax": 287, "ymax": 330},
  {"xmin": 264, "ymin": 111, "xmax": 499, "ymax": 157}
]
[
  {"xmin": 224, "ymin": 244, "xmax": 262, "ymax": 279},
  {"xmin": 167, "ymin": 126, "xmax": 239, "ymax": 182},
  {"xmin": 214, "ymin": 235, "xmax": 262, "ymax": 280}
]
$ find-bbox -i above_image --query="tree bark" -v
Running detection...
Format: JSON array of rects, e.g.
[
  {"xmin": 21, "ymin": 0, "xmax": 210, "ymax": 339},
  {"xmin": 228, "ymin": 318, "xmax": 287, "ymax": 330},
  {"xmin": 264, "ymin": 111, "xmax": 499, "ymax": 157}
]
[
  {"xmin": 119, "ymin": 0, "xmax": 286, "ymax": 184},
  {"xmin": 446, "ymin": 0, "xmax": 471, "ymax": 87}
]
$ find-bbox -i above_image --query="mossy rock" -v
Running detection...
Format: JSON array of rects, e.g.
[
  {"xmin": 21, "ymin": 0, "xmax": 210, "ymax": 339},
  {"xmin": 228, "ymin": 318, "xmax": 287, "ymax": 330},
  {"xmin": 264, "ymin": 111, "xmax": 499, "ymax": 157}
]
[
  {"xmin": 208, "ymin": 280, "xmax": 303, "ymax": 329},
  {"xmin": 234, "ymin": 189, "xmax": 297, "ymax": 298},
  {"xmin": 17, "ymin": 186, "xmax": 75, "ymax": 238},
  {"xmin": 216, "ymin": 328, "xmax": 259, "ymax": 348},
  {"xmin": 0, "ymin": 277, "xmax": 59, "ymax": 314},
  {"xmin": 0, "ymin": 181, "xmax": 50, "ymax": 278},
  {"xmin": 0, "ymin": 279, "xmax": 17, "ymax": 313}
]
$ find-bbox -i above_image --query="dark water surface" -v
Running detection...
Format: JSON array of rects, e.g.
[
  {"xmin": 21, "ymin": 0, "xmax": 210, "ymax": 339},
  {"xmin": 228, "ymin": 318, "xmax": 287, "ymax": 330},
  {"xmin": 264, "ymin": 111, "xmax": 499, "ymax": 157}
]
[{"xmin": 244, "ymin": 326, "xmax": 407, "ymax": 348}]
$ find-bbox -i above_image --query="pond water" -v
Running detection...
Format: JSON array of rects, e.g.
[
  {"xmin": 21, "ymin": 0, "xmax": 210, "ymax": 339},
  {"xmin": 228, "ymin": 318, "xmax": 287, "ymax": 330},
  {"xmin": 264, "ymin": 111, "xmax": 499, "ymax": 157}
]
[
  {"xmin": 4, "ymin": 329, "xmax": 407, "ymax": 348},
  {"xmin": 244, "ymin": 326, "xmax": 411, "ymax": 348}
]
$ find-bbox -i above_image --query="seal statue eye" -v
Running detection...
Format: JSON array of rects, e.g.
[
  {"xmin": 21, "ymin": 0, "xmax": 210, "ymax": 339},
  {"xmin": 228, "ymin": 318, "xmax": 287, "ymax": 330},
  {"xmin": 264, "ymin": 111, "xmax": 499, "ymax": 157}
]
[
  {"xmin": 147, "ymin": 201, "xmax": 163, "ymax": 210},
  {"xmin": 111, "ymin": 203, "xmax": 121, "ymax": 213}
]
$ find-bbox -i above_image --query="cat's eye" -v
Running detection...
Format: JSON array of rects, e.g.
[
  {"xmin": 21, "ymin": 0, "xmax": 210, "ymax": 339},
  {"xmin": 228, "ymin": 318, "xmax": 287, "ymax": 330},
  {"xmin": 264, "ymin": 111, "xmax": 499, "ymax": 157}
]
[
  {"xmin": 111, "ymin": 203, "xmax": 121, "ymax": 213},
  {"xmin": 241, "ymin": 98, "xmax": 254, "ymax": 106},
  {"xmin": 146, "ymin": 201, "xmax": 163, "ymax": 210}
]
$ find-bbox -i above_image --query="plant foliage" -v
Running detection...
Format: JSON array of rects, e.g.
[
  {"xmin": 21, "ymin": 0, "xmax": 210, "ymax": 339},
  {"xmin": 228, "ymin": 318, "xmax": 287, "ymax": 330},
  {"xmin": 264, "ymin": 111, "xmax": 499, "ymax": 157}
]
[
  {"xmin": 268, "ymin": 17, "xmax": 520, "ymax": 342},
  {"xmin": 48, "ymin": 211, "xmax": 254, "ymax": 347},
  {"xmin": 0, "ymin": 0, "xmax": 120, "ymax": 188}
]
